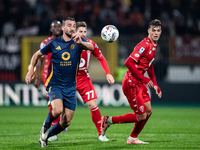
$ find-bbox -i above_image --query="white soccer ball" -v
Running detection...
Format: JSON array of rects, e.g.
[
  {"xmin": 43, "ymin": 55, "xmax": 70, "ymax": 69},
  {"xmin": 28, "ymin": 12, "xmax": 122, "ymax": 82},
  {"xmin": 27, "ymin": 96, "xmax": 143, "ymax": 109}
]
[{"xmin": 101, "ymin": 25, "xmax": 119, "ymax": 43}]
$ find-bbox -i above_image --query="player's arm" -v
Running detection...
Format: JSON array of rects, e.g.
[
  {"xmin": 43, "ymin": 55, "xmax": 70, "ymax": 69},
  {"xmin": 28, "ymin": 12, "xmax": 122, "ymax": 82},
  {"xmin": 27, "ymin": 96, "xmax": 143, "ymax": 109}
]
[
  {"xmin": 25, "ymin": 50, "xmax": 43, "ymax": 84},
  {"xmin": 72, "ymin": 34, "xmax": 94, "ymax": 51},
  {"xmin": 33, "ymin": 56, "xmax": 44, "ymax": 88},
  {"xmin": 97, "ymin": 55, "xmax": 115, "ymax": 85},
  {"xmin": 147, "ymin": 64, "xmax": 162, "ymax": 98},
  {"xmin": 124, "ymin": 57, "xmax": 153, "ymax": 88}
]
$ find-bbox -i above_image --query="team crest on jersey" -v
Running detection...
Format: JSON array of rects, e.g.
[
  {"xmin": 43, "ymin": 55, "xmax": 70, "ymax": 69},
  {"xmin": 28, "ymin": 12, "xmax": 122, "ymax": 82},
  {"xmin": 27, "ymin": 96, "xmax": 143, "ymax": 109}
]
[
  {"xmin": 139, "ymin": 106, "xmax": 144, "ymax": 112},
  {"xmin": 70, "ymin": 44, "xmax": 75, "ymax": 49},
  {"xmin": 152, "ymin": 47, "xmax": 156, "ymax": 50},
  {"xmin": 52, "ymin": 94, "xmax": 56, "ymax": 98},
  {"xmin": 62, "ymin": 52, "xmax": 70, "ymax": 61},
  {"xmin": 139, "ymin": 47, "xmax": 145, "ymax": 54},
  {"xmin": 56, "ymin": 46, "xmax": 61, "ymax": 50}
]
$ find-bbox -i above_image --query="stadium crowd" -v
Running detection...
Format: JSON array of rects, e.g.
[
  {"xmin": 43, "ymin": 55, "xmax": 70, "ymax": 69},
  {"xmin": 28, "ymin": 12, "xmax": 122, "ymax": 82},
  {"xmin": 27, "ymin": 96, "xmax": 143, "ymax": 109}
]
[{"xmin": 1, "ymin": 0, "xmax": 200, "ymax": 36}]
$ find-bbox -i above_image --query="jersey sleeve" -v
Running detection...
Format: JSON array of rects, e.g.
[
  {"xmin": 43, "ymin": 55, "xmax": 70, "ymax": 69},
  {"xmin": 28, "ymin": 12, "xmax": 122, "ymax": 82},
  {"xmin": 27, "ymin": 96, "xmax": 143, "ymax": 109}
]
[
  {"xmin": 40, "ymin": 40, "xmax": 54, "ymax": 55},
  {"xmin": 129, "ymin": 41, "xmax": 149, "ymax": 63},
  {"xmin": 92, "ymin": 42, "xmax": 111, "ymax": 74}
]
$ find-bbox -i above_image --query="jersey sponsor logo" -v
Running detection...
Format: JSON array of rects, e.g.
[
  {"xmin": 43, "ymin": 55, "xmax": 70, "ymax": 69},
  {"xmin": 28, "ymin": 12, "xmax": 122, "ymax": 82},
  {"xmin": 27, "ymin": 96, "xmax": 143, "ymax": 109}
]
[
  {"xmin": 139, "ymin": 47, "xmax": 145, "ymax": 54},
  {"xmin": 62, "ymin": 52, "xmax": 70, "ymax": 61},
  {"xmin": 135, "ymin": 54, "xmax": 139, "ymax": 57},
  {"xmin": 56, "ymin": 46, "xmax": 61, "ymax": 50},
  {"xmin": 152, "ymin": 47, "xmax": 156, "ymax": 50},
  {"xmin": 70, "ymin": 44, "xmax": 75, "ymax": 49}
]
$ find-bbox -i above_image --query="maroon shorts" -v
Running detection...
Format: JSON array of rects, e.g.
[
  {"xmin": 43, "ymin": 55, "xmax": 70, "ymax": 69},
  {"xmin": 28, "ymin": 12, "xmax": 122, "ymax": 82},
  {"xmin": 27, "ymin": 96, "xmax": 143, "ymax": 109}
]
[{"xmin": 122, "ymin": 74, "xmax": 151, "ymax": 115}]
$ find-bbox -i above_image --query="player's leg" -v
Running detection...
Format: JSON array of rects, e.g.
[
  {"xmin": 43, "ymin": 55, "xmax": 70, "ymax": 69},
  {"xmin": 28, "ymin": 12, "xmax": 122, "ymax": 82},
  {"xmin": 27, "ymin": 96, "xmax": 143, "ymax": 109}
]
[
  {"xmin": 47, "ymin": 107, "xmax": 74, "ymax": 139},
  {"xmin": 127, "ymin": 85, "xmax": 151, "ymax": 144},
  {"xmin": 86, "ymin": 99, "xmax": 109, "ymax": 141},
  {"xmin": 101, "ymin": 77, "xmax": 140, "ymax": 136},
  {"xmin": 86, "ymin": 100, "xmax": 101, "ymax": 135},
  {"xmin": 39, "ymin": 98, "xmax": 63, "ymax": 147}
]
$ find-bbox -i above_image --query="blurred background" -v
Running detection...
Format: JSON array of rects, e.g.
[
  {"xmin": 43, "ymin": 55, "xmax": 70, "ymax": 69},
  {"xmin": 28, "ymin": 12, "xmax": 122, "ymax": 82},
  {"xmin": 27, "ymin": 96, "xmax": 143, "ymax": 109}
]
[{"xmin": 0, "ymin": 0, "xmax": 200, "ymax": 106}]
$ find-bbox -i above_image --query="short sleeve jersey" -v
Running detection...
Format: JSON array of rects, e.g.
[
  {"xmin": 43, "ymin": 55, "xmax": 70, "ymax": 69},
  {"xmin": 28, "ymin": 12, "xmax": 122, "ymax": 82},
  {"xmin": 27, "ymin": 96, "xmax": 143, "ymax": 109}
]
[
  {"xmin": 78, "ymin": 39, "xmax": 102, "ymax": 76},
  {"xmin": 40, "ymin": 37, "xmax": 86, "ymax": 87},
  {"xmin": 39, "ymin": 36, "xmax": 53, "ymax": 81},
  {"xmin": 128, "ymin": 37, "xmax": 157, "ymax": 74}
]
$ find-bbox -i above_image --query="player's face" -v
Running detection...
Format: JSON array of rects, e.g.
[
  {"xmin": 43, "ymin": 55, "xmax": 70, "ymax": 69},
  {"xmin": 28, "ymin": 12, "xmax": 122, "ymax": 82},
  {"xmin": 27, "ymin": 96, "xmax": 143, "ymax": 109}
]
[
  {"xmin": 148, "ymin": 26, "xmax": 162, "ymax": 44},
  {"xmin": 76, "ymin": 27, "xmax": 87, "ymax": 38},
  {"xmin": 51, "ymin": 23, "xmax": 62, "ymax": 37},
  {"xmin": 62, "ymin": 20, "xmax": 76, "ymax": 38}
]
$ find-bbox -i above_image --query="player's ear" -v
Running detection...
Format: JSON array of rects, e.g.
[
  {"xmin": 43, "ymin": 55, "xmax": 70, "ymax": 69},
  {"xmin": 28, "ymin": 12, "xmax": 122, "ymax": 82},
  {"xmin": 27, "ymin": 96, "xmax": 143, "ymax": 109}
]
[{"xmin": 61, "ymin": 26, "xmax": 64, "ymax": 31}]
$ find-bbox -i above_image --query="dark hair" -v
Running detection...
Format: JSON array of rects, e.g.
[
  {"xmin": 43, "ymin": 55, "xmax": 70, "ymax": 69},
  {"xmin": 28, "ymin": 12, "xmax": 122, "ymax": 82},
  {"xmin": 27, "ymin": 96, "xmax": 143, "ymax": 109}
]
[
  {"xmin": 148, "ymin": 19, "xmax": 162, "ymax": 29},
  {"xmin": 62, "ymin": 17, "xmax": 76, "ymax": 26},
  {"xmin": 76, "ymin": 21, "xmax": 87, "ymax": 30},
  {"xmin": 50, "ymin": 20, "xmax": 61, "ymax": 27}
]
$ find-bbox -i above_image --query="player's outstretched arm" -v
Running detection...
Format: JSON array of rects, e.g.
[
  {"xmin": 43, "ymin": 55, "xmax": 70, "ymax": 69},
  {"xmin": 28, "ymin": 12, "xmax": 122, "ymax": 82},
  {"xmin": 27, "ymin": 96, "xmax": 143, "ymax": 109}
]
[
  {"xmin": 25, "ymin": 50, "xmax": 43, "ymax": 84},
  {"xmin": 33, "ymin": 57, "xmax": 44, "ymax": 88},
  {"xmin": 72, "ymin": 33, "xmax": 94, "ymax": 51}
]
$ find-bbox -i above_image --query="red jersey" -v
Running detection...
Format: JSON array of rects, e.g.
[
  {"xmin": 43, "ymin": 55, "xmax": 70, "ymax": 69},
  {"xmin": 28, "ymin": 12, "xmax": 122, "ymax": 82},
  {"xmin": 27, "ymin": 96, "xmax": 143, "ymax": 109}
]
[
  {"xmin": 39, "ymin": 36, "xmax": 53, "ymax": 85},
  {"xmin": 127, "ymin": 37, "xmax": 157, "ymax": 76},
  {"xmin": 77, "ymin": 39, "xmax": 110, "ymax": 77}
]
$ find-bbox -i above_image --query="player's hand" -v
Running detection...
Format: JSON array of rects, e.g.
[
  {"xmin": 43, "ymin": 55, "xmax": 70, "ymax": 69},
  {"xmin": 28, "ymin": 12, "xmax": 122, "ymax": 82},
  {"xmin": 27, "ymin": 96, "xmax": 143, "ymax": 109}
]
[
  {"xmin": 154, "ymin": 85, "xmax": 162, "ymax": 98},
  {"xmin": 106, "ymin": 74, "xmax": 115, "ymax": 85},
  {"xmin": 72, "ymin": 33, "xmax": 82, "ymax": 44},
  {"xmin": 33, "ymin": 78, "xmax": 41, "ymax": 89},
  {"xmin": 25, "ymin": 66, "xmax": 35, "ymax": 84},
  {"xmin": 146, "ymin": 80, "xmax": 154, "ymax": 88}
]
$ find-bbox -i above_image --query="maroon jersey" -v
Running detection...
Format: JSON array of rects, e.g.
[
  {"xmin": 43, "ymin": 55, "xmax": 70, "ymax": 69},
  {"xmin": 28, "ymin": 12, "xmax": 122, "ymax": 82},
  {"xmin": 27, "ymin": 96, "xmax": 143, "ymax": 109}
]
[{"xmin": 127, "ymin": 37, "xmax": 157, "ymax": 76}]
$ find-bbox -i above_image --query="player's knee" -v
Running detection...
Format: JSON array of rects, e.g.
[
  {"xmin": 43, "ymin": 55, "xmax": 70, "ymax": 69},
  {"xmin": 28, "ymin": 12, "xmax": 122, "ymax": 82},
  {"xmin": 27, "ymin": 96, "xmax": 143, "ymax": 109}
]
[
  {"xmin": 87, "ymin": 101, "xmax": 97, "ymax": 109},
  {"xmin": 137, "ymin": 113, "xmax": 147, "ymax": 121},
  {"xmin": 146, "ymin": 109, "xmax": 152, "ymax": 116},
  {"xmin": 53, "ymin": 107, "xmax": 63, "ymax": 116}
]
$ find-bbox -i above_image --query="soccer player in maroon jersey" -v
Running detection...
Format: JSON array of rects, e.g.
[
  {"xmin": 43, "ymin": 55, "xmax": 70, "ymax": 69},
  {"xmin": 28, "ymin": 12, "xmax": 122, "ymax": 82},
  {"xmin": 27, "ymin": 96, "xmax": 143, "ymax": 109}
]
[{"xmin": 101, "ymin": 19, "xmax": 162, "ymax": 144}]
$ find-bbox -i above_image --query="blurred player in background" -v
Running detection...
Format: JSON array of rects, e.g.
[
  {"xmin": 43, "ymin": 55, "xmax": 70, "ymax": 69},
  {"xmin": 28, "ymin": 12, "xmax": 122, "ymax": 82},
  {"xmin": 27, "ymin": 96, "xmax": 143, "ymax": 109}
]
[
  {"xmin": 33, "ymin": 20, "xmax": 66, "ymax": 142},
  {"xmin": 101, "ymin": 19, "xmax": 162, "ymax": 144},
  {"xmin": 47, "ymin": 21, "xmax": 115, "ymax": 141},
  {"xmin": 26, "ymin": 17, "xmax": 94, "ymax": 147}
]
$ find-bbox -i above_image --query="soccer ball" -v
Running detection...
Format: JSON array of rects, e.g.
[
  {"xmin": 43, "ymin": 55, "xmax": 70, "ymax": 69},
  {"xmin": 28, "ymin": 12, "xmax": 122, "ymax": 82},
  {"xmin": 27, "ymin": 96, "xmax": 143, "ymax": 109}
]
[{"xmin": 101, "ymin": 25, "xmax": 119, "ymax": 43}]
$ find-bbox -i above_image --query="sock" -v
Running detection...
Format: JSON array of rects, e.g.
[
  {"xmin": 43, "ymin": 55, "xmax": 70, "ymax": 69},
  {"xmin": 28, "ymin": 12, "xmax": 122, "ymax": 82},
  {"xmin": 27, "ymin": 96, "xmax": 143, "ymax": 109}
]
[
  {"xmin": 47, "ymin": 122, "xmax": 65, "ymax": 138},
  {"xmin": 44, "ymin": 110, "xmax": 57, "ymax": 128},
  {"xmin": 112, "ymin": 113, "xmax": 139, "ymax": 124},
  {"xmin": 91, "ymin": 107, "xmax": 101, "ymax": 136},
  {"xmin": 130, "ymin": 115, "xmax": 151, "ymax": 138}
]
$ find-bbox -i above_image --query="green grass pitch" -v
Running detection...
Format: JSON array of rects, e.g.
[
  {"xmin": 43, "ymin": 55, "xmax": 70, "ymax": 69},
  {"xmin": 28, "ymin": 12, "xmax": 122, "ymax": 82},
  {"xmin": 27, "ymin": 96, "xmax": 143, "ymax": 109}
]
[{"xmin": 0, "ymin": 106, "xmax": 200, "ymax": 150}]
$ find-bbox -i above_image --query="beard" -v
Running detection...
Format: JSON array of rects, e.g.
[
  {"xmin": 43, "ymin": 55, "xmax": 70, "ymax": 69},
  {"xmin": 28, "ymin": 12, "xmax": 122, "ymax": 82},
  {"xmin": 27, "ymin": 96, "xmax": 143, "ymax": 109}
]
[{"xmin": 65, "ymin": 31, "xmax": 72, "ymax": 38}]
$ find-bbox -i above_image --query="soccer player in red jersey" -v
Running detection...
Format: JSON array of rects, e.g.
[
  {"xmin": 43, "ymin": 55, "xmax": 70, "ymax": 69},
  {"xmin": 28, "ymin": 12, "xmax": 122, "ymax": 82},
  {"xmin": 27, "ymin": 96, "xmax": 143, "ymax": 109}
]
[
  {"xmin": 76, "ymin": 21, "xmax": 115, "ymax": 141},
  {"xmin": 101, "ymin": 19, "xmax": 162, "ymax": 144}
]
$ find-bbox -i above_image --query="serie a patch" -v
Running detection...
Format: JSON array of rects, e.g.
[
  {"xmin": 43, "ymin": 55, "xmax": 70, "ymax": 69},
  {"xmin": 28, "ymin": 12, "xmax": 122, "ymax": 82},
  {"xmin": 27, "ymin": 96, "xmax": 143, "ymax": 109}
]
[{"xmin": 139, "ymin": 47, "xmax": 145, "ymax": 54}]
